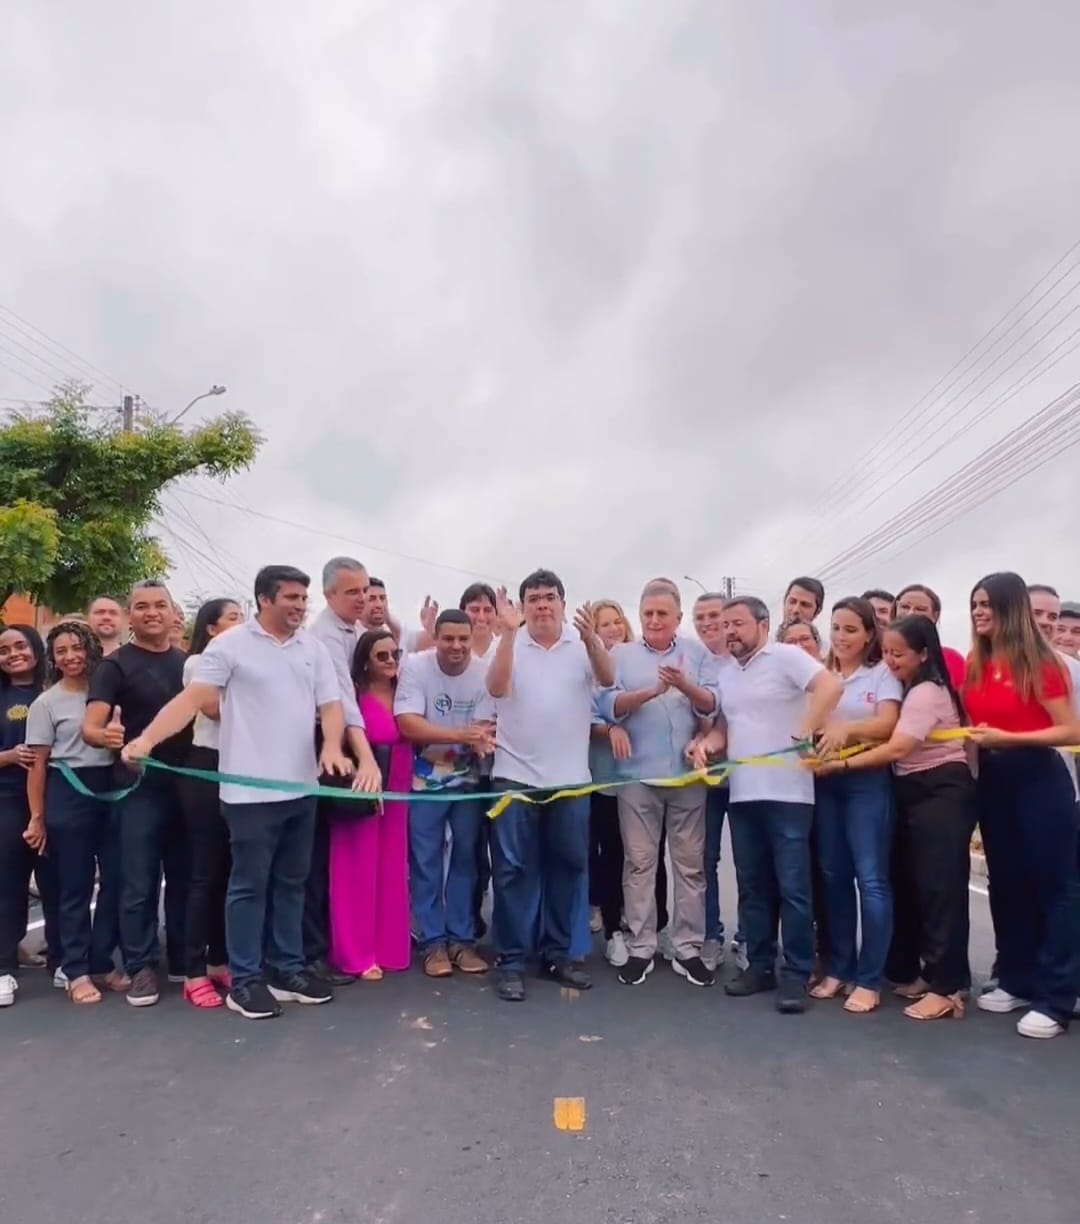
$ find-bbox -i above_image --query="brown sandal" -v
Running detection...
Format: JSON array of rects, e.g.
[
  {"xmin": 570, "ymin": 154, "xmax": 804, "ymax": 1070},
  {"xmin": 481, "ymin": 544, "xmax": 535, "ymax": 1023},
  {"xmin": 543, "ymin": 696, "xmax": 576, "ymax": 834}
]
[
  {"xmin": 904, "ymin": 991, "xmax": 964, "ymax": 1021},
  {"xmin": 809, "ymin": 976, "xmax": 848, "ymax": 1000},
  {"xmin": 843, "ymin": 987, "xmax": 880, "ymax": 1014},
  {"xmin": 68, "ymin": 975, "xmax": 103, "ymax": 1005}
]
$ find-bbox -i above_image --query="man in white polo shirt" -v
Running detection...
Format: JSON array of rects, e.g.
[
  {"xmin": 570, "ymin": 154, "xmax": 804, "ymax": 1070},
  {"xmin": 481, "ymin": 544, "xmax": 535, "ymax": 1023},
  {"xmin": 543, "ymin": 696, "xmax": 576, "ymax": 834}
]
[
  {"xmin": 123, "ymin": 564, "xmax": 380, "ymax": 1021},
  {"xmin": 699, "ymin": 595, "xmax": 842, "ymax": 1014},
  {"xmin": 486, "ymin": 568, "xmax": 615, "ymax": 1002}
]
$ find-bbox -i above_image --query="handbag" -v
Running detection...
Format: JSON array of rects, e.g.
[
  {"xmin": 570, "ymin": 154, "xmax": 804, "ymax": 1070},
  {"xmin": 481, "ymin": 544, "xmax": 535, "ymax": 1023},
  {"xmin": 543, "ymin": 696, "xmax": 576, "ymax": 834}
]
[{"xmin": 318, "ymin": 743, "xmax": 393, "ymax": 819}]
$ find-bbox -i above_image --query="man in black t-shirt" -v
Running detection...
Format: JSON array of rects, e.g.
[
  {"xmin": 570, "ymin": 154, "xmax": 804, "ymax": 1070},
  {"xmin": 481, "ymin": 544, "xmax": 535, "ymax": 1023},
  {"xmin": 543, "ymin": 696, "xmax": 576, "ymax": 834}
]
[{"xmin": 84, "ymin": 580, "xmax": 191, "ymax": 1008}]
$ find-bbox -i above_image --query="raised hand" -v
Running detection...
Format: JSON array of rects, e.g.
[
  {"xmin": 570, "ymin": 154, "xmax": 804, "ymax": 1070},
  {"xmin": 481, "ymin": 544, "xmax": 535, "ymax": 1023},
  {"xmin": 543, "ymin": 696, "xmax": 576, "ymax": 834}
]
[
  {"xmin": 419, "ymin": 595, "xmax": 440, "ymax": 636},
  {"xmin": 572, "ymin": 602, "xmax": 597, "ymax": 642},
  {"xmin": 495, "ymin": 586, "xmax": 523, "ymax": 633}
]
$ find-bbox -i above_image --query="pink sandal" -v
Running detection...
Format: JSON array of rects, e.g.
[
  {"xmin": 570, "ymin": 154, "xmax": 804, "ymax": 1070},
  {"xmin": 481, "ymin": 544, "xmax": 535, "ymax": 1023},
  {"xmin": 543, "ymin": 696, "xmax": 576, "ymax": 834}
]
[{"xmin": 184, "ymin": 979, "xmax": 224, "ymax": 1009}]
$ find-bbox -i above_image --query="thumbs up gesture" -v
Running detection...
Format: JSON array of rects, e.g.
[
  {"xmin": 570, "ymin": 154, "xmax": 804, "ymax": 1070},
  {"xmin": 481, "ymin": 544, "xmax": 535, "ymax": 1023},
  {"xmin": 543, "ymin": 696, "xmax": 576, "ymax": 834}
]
[{"xmin": 103, "ymin": 705, "xmax": 126, "ymax": 751}]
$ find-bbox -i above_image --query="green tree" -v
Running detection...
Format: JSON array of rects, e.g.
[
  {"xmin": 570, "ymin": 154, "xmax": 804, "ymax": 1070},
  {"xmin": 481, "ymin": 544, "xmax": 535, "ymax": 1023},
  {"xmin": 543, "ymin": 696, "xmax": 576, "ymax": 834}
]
[{"xmin": 0, "ymin": 382, "xmax": 262, "ymax": 612}]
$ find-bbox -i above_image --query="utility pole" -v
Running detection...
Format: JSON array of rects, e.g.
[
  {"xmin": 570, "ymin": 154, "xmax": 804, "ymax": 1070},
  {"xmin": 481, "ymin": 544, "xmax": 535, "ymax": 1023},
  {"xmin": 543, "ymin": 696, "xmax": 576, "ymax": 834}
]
[
  {"xmin": 121, "ymin": 394, "xmax": 134, "ymax": 433},
  {"xmin": 722, "ymin": 576, "xmax": 735, "ymax": 599}
]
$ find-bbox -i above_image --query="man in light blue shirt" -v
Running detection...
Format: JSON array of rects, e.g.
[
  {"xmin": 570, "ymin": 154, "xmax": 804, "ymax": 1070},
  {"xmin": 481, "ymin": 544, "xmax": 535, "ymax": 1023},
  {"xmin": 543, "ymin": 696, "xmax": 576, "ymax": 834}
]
[{"xmin": 598, "ymin": 580, "xmax": 719, "ymax": 988}]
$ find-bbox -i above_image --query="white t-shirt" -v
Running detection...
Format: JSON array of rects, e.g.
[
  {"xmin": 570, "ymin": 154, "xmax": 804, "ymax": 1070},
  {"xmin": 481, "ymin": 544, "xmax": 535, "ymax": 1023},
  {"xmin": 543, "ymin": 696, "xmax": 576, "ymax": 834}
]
[
  {"xmin": 184, "ymin": 653, "xmax": 219, "ymax": 750},
  {"xmin": 490, "ymin": 627, "xmax": 595, "ymax": 787},
  {"xmin": 394, "ymin": 651, "xmax": 495, "ymax": 788},
  {"xmin": 717, "ymin": 641, "xmax": 824, "ymax": 804},
  {"xmin": 833, "ymin": 661, "xmax": 903, "ymax": 723}
]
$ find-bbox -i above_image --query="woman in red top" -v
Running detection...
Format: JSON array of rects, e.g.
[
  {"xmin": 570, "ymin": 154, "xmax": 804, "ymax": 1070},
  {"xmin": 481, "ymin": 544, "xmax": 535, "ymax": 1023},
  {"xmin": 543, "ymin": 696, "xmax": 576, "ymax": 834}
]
[{"xmin": 963, "ymin": 571, "xmax": 1079, "ymax": 1040}]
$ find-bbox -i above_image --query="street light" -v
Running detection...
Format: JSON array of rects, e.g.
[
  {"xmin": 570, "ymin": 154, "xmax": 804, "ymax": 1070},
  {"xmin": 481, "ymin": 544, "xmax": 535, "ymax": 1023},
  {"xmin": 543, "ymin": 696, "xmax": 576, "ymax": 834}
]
[
  {"xmin": 171, "ymin": 384, "xmax": 227, "ymax": 425},
  {"xmin": 683, "ymin": 574, "xmax": 707, "ymax": 594}
]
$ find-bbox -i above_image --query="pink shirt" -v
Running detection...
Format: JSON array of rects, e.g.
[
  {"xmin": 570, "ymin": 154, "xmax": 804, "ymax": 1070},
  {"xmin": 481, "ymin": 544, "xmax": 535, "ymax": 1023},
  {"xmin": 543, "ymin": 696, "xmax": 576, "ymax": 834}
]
[{"xmin": 894, "ymin": 681, "xmax": 969, "ymax": 776}]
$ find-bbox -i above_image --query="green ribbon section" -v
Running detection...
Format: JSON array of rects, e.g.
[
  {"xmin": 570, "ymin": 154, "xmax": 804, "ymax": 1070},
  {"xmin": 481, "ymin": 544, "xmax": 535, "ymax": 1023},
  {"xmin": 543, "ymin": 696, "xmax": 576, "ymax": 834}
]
[{"xmin": 52, "ymin": 739, "xmax": 812, "ymax": 810}]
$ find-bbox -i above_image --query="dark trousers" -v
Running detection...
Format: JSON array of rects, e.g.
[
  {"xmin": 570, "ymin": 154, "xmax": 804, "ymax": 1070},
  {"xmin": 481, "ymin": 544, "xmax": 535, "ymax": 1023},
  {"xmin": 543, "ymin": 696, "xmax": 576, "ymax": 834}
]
[
  {"xmin": 473, "ymin": 787, "xmax": 493, "ymax": 935},
  {"xmin": 116, "ymin": 771, "xmax": 188, "ymax": 975},
  {"xmin": 814, "ymin": 767, "xmax": 895, "ymax": 989},
  {"xmin": 728, "ymin": 799, "xmax": 815, "ymax": 982},
  {"xmin": 223, "ymin": 796, "xmax": 317, "ymax": 989},
  {"xmin": 978, "ymin": 748, "xmax": 1078, "ymax": 1025},
  {"xmin": 45, "ymin": 767, "xmax": 121, "ymax": 980},
  {"xmin": 704, "ymin": 785, "xmax": 736, "ymax": 942},
  {"xmin": 302, "ymin": 800, "xmax": 333, "ymax": 965},
  {"xmin": 177, "ymin": 746, "xmax": 228, "ymax": 977},
  {"xmin": 0, "ymin": 789, "xmax": 60, "ymax": 973},
  {"xmin": 490, "ymin": 783, "xmax": 588, "ymax": 973},
  {"xmin": 589, "ymin": 792, "xmax": 623, "ymax": 938},
  {"xmin": 886, "ymin": 763, "xmax": 975, "ymax": 996}
]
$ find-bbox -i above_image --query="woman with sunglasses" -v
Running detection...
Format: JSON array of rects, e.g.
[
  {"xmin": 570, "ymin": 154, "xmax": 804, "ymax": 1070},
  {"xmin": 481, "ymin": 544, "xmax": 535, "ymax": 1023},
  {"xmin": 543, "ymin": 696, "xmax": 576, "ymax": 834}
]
[
  {"xmin": 24, "ymin": 621, "xmax": 127, "ymax": 1004},
  {"xmin": 329, "ymin": 630, "xmax": 412, "ymax": 980},
  {"xmin": 0, "ymin": 624, "xmax": 59, "ymax": 1007}
]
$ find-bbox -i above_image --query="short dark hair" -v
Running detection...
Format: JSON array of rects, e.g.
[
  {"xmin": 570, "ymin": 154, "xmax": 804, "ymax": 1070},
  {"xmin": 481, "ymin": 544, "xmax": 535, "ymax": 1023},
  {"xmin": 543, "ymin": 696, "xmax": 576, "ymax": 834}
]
[
  {"xmin": 519, "ymin": 568, "xmax": 565, "ymax": 602},
  {"xmin": 724, "ymin": 595, "xmax": 770, "ymax": 624},
  {"xmin": 367, "ymin": 577, "xmax": 386, "ymax": 591},
  {"xmin": 694, "ymin": 591, "xmax": 729, "ymax": 604},
  {"xmin": 435, "ymin": 608, "xmax": 471, "ymax": 633},
  {"xmin": 1027, "ymin": 583, "xmax": 1059, "ymax": 599},
  {"xmin": 784, "ymin": 577, "xmax": 825, "ymax": 615},
  {"xmin": 896, "ymin": 583, "xmax": 941, "ymax": 617},
  {"xmin": 254, "ymin": 565, "xmax": 310, "ymax": 605},
  {"xmin": 127, "ymin": 579, "xmax": 170, "ymax": 609},
  {"xmin": 828, "ymin": 596, "xmax": 883, "ymax": 667},
  {"xmin": 459, "ymin": 582, "xmax": 497, "ymax": 611},
  {"xmin": 861, "ymin": 588, "xmax": 896, "ymax": 606}
]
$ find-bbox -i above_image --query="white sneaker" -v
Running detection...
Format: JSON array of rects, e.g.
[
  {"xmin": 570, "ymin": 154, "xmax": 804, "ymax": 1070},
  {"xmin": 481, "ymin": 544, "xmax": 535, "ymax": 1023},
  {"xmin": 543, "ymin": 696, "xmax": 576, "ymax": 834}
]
[
  {"xmin": 657, "ymin": 927, "xmax": 676, "ymax": 962},
  {"xmin": 0, "ymin": 973, "xmax": 17, "ymax": 1007},
  {"xmin": 977, "ymin": 987, "xmax": 1031, "ymax": 1014},
  {"xmin": 605, "ymin": 931, "xmax": 629, "ymax": 967},
  {"xmin": 701, "ymin": 938, "xmax": 725, "ymax": 972},
  {"xmin": 52, "ymin": 967, "xmax": 69, "ymax": 989},
  {"xmin": 589, "ymin": 906, "xmax": 603, "ymax": 934},
  {"xmin": 1016, "ymin": 1009, "xmax": 1065, "ymax": 1039}
]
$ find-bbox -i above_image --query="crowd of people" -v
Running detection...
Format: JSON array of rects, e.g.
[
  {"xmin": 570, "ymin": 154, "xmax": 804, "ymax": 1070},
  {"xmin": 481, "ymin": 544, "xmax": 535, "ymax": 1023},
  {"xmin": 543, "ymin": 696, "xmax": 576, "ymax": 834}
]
[{"xmin": 1, "ymin": 561, "xmax": 1078, "ymax": 1041}]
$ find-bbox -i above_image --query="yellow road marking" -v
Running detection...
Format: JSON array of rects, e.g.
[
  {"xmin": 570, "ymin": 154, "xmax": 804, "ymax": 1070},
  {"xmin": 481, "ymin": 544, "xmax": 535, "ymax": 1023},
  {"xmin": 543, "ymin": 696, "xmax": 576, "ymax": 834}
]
[{"xmin": 553, "ymin": 1097, "xmax": 587, "ymax": 1131}]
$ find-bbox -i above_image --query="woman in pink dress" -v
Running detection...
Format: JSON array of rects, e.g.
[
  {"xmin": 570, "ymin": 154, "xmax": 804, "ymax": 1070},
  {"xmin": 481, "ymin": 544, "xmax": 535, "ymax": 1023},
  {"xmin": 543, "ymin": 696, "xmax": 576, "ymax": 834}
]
[{"xmin": 328, "ymin": 629, "xmax": 412, "ymax": 979}]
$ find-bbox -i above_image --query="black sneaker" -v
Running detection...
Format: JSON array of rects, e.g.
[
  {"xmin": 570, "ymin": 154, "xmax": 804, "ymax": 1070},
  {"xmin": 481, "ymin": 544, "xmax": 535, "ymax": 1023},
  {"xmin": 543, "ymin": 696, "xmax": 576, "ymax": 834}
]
[
  {"xmin": 266, "ymin": 969, "xmax": 334, "ymax": 1005},
  {"xmin": 126, "ymin": 967, "xmax": 160, "ymax": 1008},
  {"xmin": 226, "ymin": 980, "xmax": 283, "ymax": 1020},
  {"xmin": 672, "ymin": 956, "xmax": 715, "ymax": 988},
  {"xmin": 724, "ymin": 967, "xmax": 777, "ymax": 997},
  {"xmin": 541, "ymin": 961, "xmax": 592, "ymax": 990},
  {"xmin": 618, "ymin": 956, "xmax": 654, "ymax": 986},
  {"xmin": 496, "ymin": 971, "xmax": 526, "ymax": 1002},
  {"xmin": 776, "ymin": 978, "xmax": 808, "ymax": 1014},
  {"xmin": 308, "ymin": 959, "xmax": 356, "ymax": 987}
]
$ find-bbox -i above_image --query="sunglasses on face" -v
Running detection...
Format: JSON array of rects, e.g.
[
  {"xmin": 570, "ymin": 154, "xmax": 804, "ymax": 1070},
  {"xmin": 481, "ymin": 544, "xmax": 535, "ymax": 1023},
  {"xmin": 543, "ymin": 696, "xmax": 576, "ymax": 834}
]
[{"xmin": 371, "ymin": 648, "xmax": 403, "ymax": 663}]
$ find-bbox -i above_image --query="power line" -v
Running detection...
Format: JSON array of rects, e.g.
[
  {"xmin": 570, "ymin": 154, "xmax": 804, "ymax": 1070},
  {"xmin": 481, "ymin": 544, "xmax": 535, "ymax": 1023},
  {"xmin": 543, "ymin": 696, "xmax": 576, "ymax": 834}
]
[
  {"xmin": 182, "ymin": 488, "xmax": 492, "ymax": 580},
  {"xmin": 814, "ymin": 383, "xmax": 1080, "ymax": 584},
  {"xmin": 803, "ymin": 238, "xmax": 1080, "ymax": 525},
  {"xmin": 0, "ymin": 304, "xmax": 130, "ymax": 396}
]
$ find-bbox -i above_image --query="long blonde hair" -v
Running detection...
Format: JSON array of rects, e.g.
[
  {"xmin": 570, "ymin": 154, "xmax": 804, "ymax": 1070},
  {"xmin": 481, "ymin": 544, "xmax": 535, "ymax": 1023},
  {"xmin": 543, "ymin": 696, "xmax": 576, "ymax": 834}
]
[{"xmin": 592, "ymin": 599, "xmax": 634, "ymax": 644}]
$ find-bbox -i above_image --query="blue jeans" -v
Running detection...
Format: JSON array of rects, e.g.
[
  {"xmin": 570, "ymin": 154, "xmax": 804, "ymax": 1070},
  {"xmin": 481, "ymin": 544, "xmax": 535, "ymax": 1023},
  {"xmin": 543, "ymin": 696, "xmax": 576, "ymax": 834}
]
[
  {"xmin": 116, "ymin": 771, "xmax": 188, "ymax": 975},
  {"xmin": 489, "ymin": 783, "xmax": 589, "ymax": 973},
  {"xmin": 728, "ymin": 800, "xmax": 815, "ymax": 982},
  {"xmin": 978, "ymin": 748, "xmax": 1078, "ymax": 1026},
  {"xmin": 704, "ymin": 786, "xmax": 730, "ymax": 942},
  {"xmin": 45, "ymin": 767, "xmax": 121, "ymax": 980},
  {"xmin": 409, "ymin": 793, "xmax": 483, "ymax": 950},
  {"xmin": 222, "ymin": 797, "xmax": 317, "ymax": 989},
  {"xmin": 814, "ymin": 768, "xmax": 895, "ymax": 989}
]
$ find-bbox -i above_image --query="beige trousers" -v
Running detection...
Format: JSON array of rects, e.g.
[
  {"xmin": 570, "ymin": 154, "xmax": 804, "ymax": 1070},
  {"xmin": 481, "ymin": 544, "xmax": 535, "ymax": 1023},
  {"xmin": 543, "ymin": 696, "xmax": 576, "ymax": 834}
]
[{"xmin": 617, "ymin": 782, "xmax": 707, "ymax": 960}]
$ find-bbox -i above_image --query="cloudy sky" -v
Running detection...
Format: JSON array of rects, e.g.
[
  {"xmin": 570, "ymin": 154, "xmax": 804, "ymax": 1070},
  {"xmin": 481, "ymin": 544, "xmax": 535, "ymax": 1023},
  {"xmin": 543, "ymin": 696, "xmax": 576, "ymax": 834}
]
[{"xmin": 2, "ymin": 0, "xmax": 1079, "ymax": 648}]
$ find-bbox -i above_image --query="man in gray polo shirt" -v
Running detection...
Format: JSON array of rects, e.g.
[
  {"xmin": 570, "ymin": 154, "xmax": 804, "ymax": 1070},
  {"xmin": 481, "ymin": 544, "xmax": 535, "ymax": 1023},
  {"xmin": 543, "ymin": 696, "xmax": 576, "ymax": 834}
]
[
  {"xmin": 306, "ymin": 555, "xmax": 376, "ymax": 983},
  {"xmin": 123, "ymin": 564, "xmax": 377, "ymax": 1021}
]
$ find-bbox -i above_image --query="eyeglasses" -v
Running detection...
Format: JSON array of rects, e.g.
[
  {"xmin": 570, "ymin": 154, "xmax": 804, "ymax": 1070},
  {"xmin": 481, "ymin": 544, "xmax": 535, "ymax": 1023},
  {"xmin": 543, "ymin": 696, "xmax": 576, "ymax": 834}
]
[{"xmin": 372, "ymin": 649, "xmax": 403, "ymax": 663}]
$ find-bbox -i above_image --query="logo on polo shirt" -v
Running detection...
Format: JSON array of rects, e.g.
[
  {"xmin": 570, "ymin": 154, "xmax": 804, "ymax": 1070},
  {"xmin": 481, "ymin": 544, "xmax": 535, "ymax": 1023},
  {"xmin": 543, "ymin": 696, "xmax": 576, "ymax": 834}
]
[{"xmin": 434, "ymin": 693, "xmax": 452, "ymax": 715}]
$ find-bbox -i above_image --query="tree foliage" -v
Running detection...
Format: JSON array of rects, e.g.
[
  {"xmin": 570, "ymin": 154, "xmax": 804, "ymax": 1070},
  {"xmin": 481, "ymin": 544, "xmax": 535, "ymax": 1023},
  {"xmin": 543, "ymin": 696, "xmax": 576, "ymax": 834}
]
[{"xmin": 0, "ymin": 382, "xmax": 262, "ymax": 612}]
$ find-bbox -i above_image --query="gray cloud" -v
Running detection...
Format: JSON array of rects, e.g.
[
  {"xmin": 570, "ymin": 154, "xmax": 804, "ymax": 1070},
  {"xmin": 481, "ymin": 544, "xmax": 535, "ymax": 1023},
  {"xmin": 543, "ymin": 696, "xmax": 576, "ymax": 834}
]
[{"xmin": 1, "ymin": 0, "xmax": 1078, "ymax": 649}]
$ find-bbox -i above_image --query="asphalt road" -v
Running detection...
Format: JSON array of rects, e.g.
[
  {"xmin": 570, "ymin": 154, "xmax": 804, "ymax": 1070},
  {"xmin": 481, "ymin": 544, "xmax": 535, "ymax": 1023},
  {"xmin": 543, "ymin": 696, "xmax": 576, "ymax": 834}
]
[{"xmin": 4, "ymin": 859, "xmax": 1078, "ymax": 1224}]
